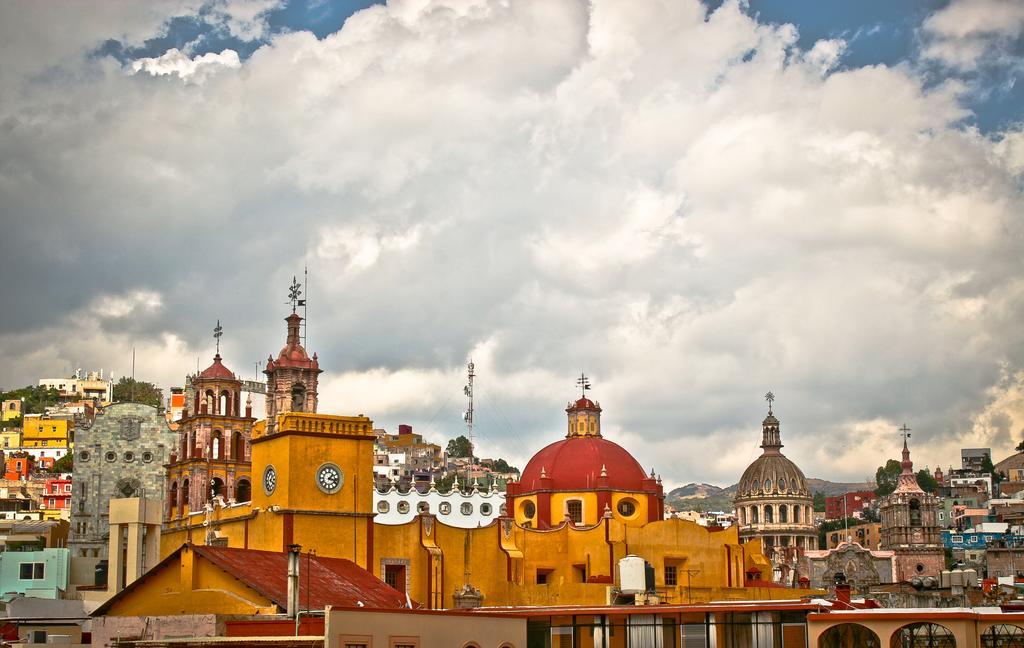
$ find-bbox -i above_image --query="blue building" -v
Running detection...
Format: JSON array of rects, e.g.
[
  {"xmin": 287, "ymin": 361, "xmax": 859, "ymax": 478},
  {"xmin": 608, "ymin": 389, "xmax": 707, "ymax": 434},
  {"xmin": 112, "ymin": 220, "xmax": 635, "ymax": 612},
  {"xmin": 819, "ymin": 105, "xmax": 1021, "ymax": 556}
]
[
  {"xmin": 0, "ymin": 548, "xmax": 69, "ymax": 600},
  {"xmin": 943, "ymin": 530, "xmax": 1024, "ymax": 550}
]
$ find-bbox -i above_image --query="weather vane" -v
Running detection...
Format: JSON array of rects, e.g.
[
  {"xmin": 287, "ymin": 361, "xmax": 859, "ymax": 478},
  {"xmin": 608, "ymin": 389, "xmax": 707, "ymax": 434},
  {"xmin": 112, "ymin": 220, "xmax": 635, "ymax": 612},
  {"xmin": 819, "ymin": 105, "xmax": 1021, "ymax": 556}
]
[
  {"xmin": 577, "ymin": 372, "xmax": 591, "ymax": 398},
  {"xmin": 288, "ymin": 276, "xmax": 303, "ymax": 313},
  {"xmin": 765, "ymin": 391, "xmax": 774, "ymax": 414},
  {"xmin": 899, "ymin": 423, "xmax": 912, "ymax": 442},
  {"xmin": 213, "ymin": 319, "xmax": 223, "ymax": 354}
]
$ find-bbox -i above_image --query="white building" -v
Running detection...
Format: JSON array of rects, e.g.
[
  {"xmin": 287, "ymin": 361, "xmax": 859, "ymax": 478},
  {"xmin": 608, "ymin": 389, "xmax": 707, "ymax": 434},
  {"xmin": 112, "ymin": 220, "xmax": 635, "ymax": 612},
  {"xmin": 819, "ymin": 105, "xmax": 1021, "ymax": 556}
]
[
  {"xmin": 39, "ymin": 369, "xmax": 113, "ymax": 402},
  {"xmin": 373, "ymin": 481, "xmax": 505, "ymax": 529}
]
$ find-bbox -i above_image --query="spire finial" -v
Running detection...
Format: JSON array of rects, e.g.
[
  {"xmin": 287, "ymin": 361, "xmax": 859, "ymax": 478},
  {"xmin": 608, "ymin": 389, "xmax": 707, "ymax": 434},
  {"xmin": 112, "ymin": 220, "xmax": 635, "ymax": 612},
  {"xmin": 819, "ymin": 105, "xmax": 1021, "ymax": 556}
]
[
  {"xmin": 288, "ymin": 276, "xmax": 302, "ymax": 313},
  {"xmin": 899, "ymin": 423, "xmax": 911, "ymax": 444},
  {"xmin": 577, "ymin": 372, "xmax": 591, "ymax": 398},
  {"xmin": 765, "ymin": 390, "xmax": 774, "ymax": 415},
  {"xmin": 213, "ymin": 319, "xmax": 223, "ymax": 354}
]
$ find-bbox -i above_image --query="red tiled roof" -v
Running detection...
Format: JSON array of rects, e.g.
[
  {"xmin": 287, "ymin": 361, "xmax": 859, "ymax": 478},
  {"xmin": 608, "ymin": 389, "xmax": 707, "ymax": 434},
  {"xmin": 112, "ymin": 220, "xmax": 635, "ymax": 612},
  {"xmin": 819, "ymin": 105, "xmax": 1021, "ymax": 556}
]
[
  {"xmin": 198, "ymin": 354, "xmax": 236, "ymax": 380},
  {"xmin": 193, "ymin": 544, "xmax": 410, "ymax": 610}
]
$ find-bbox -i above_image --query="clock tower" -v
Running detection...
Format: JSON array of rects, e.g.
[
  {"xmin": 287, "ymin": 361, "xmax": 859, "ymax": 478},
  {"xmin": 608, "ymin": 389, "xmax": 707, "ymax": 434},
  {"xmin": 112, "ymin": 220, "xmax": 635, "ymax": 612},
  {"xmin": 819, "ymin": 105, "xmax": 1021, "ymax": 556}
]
[{"xmin": 248, "ymin": 305, "xmax": 376, "ymax": 566}]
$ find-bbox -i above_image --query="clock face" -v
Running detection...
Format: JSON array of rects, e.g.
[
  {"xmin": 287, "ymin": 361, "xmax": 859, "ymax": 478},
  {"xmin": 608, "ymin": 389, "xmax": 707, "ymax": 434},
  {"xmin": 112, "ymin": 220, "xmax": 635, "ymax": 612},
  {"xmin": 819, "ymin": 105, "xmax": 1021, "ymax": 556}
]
[
  {"xmin": 316, "ymin": 463, "xmax": 344, "ymax": 494},
  {"xmin": 263, "ymin": 465, "xmax": 277, "ymax": 496}
]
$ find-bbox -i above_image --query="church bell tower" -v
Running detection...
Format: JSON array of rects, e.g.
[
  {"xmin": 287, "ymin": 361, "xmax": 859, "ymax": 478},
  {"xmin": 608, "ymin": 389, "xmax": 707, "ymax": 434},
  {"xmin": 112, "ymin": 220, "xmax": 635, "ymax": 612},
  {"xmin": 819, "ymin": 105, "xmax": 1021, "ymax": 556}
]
[{"xmin": 264, "ymin": 309, "xmax": 321, "ymax": 436}]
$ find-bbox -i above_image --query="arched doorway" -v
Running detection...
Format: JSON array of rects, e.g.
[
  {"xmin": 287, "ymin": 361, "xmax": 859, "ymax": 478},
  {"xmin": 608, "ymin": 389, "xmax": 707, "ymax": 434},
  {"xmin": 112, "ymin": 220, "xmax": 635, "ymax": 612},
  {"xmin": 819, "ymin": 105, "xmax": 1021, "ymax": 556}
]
[
  {"xmin": 235, "ymin": 479, "xmax": 251, "ymax": 503},
  {"xmin": 891, "ymin": 622, "xmax": 956, "ymax": 648},
  {"xmin": 820, "ymin": 623, "xmax": 881, "ymax": 648},
  {"xmin": 981, "ymin": 624, "xmax": 1024, "ymax": 647}
]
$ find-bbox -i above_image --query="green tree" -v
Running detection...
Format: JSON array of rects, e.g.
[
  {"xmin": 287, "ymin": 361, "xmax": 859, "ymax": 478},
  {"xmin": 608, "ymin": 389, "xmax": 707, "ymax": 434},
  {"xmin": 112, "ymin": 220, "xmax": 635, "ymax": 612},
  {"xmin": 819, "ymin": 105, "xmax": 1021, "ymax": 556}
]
[
  {"xmin": 812, "ymin": 491, "xmax": 826, "ymax": 512},
  {"xmin": 493, "ymin": 458, "xmax": 519, "ymax": 474},
  {"xmin": 51, "ymin": 454, "xmax": 73, "ymax": 473},
  {"xmin": 445, "ymin": 435, "xmax": 473, "ymax": 458},
  {"xmin": 817, "ymin": 517, "xmax": 862, "ymax": 548},
  {"xmin": 980, "ymin": 454, "xmax": 1005, "ymax": 485},
  {"xmin": 916, "ymin": 468, "xmax": 939, "ymax": 493},
  {"xmin": 0, "ymin": 385, "xmax": 61, "ymax": 414},
  {"xmin": 1017, "ymin": 439, "xmax": 1024, "ymax": 453},
  {"xmin": 875, "ymin": 459, "xmax": 903, "ymax": 497},
  {"xmin": 112, "ymin": 377, "xmax": 163, "ymax": 408}
]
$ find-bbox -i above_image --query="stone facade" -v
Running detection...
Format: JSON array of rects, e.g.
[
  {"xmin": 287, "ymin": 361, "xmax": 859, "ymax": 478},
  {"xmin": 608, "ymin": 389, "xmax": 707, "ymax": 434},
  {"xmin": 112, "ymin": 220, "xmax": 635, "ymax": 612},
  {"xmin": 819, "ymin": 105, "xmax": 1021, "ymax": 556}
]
[
  {"xmin": 879, "ymin": 438, "xmax": 945, "ymax": 581},
  {"xmin": 69, "ymin": 402, "xmax": 176, "ymax": 558},
  {"xmin": 264, "ymin": 313, "xmax": 321, "ymax": 435},
  {"xmin": 164, "ymin": 353, "xmax": 255, "ymax": 522},
  {"xmin": 802, "ymin": 541, "xmax": 895, "ymax": 593}
]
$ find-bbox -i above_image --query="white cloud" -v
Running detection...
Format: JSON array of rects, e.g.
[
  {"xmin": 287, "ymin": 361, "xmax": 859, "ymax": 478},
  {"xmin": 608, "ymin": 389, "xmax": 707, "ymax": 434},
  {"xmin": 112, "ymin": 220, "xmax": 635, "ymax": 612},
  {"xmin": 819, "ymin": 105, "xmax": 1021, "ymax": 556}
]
[
  {"xmin": 131, "ymin": 48, "xmax": 241, "ymax": 82},
  {"xmin": 206, "ymin": 0, "xmax": 283, "ymax": 41},
  {"xmin": 1, "ymin": 0, "xmax": 1023, "ymax": 487},
  {"xmin": 923, "ymin": 0, "xmax": 1024, "ymax": 70}
]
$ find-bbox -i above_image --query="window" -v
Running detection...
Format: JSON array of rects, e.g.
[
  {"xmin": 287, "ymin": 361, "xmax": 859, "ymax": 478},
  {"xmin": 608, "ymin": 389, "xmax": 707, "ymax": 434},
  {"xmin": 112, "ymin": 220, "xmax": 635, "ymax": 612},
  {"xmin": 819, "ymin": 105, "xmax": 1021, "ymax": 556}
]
[
  {"xmin": 124, "ymin": 452, "xmax": 134, "ymax": 462},
  {"xmin": 536, "ymin": 568, "xmax": 553, "ymax": 584},
  {"xmin": 417, "ymin": 501, "xmax": 430, "ymax": 513},
  {"xmin": 377, "ymin": 501, "xmax": 390, "ymax": 513},
  {"xmin": 480, "ymin": 503, "xmax": 492, "ymax": 516},
  {"xmin": 665, "ymin": 564, "xmax": 678, "ymax": 586},
  {"xmin": 397, "ymin": 501, "xmax": 410, "ymax": 514},
  {"xmin": 461, "ymin": 502, "xmax": 473, "ymax": 515},
  {"xmin": 19, "ymin": 562, "xmax": 44, "ymax": 579},
  {"xmin": 573, "ymin": 564, "xmax": 587, "ymax": 583},
  {"xmin": 105, "ymin": 451, "xmax": 116, "ymax": 462},
  {"xmin": 617, "ymin": 498, "xmax": 637, "ymax": 517},
  {"xmin": 567, "ymin": 500, "xmax": 583, "ymax": 524},
  {"xmin": 439, "ymin": 502, "xmax": 451, "ymax": 515},
  {"xmin": 142, "ymin": 451, "xmax": 153, "ymax": 463},
  {"xmin": 522, "ymin": 501, "xmax": 536, "ymax": 519}
]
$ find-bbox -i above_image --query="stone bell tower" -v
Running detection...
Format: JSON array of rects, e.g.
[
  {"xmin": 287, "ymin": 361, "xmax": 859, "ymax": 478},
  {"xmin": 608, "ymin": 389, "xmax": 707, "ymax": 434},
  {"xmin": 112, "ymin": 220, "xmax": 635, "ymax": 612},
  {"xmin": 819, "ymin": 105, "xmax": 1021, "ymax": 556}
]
[
  {"xmin": 264, "ymin": 311, "xmax": 321, "ymax": 436},
  {"xmin": 879, "ymin": 425, "xmax": 944, "ymax": 581}
]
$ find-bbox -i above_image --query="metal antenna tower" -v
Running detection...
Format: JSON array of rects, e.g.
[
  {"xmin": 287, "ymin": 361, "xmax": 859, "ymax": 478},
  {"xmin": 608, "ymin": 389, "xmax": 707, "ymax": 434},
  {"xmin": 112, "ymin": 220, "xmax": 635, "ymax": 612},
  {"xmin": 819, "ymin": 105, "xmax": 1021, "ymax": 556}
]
[
  {"xmin": 301, "ymin": 265, "xmax": 308, "ymax": 347},
  {"xmin": 463, "ymin": 360, "xmax": 476, "ymax": 484}
]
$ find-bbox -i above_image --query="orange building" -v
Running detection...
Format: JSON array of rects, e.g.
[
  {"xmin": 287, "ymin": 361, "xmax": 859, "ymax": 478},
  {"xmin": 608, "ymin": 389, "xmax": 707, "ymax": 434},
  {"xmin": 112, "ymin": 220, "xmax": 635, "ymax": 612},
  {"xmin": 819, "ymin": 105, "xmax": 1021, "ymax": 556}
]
[{"xmin": 4, "ymin": 453, "xmax": 34, "ymax": 480}]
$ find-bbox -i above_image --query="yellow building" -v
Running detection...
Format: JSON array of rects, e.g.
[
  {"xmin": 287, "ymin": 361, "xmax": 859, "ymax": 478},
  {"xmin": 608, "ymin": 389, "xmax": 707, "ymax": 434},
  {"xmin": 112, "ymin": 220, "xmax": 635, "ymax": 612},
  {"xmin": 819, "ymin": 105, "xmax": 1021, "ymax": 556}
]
[
  {"xmin": 22, "ymin": 415, "xmax": 70, "ymax": 448},
  {"xmin": 154, "ymin": 309, "xmax": 819, "ymax": 611},
  {"xmin": 1, "ymin": 399, "xmax": 21, "ymax": 422},
  {"xmin": 0, "ymin": 429, "xmax": 22, "ymax": 449}
]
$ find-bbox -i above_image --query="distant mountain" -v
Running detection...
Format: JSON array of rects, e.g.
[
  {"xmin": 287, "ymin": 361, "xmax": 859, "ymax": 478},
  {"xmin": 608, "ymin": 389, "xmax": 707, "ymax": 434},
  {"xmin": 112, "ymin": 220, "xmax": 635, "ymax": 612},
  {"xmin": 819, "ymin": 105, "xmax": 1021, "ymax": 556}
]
[{"xmin": 667, "ymin": 478, "xmax": 875, "ymax": 513}]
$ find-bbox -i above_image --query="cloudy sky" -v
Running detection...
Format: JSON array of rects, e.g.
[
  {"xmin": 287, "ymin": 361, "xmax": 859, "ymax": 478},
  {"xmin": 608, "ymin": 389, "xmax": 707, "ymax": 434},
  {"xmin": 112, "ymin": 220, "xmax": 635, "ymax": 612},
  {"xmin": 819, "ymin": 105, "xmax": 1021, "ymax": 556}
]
[{"xmin": 1, "ymin": 0, "xmax": 1022, "ymax": 488}]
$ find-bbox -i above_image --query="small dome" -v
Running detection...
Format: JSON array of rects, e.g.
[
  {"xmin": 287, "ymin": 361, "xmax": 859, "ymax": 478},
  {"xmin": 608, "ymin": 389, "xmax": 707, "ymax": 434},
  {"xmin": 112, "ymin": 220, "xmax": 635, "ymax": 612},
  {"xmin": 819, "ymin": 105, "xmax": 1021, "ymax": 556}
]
[
  {"xmin": 198, "ymin": 354, "xmax": 235, "ymax": 380},
  {"xmin": 518, "ymin": 436, "xmax": 648, "ymax": 492},
  {"xmin": 567, "ymin": 397, "xmax": 600, "ymax": 411},
  {"xmin": 738, "ymin": 454, "xmax": 809, "ymax": 498}
]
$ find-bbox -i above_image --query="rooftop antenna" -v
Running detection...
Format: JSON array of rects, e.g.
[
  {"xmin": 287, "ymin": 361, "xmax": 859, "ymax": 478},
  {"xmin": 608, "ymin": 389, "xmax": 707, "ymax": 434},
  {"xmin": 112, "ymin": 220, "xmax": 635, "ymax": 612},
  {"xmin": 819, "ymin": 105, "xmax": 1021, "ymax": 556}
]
[
  {"xmin": 463, "ymin": 360, "xmax": 476, "ymax": 485},
  {"xmin": 130, "ymin": 347, "xmax": 136, "ymax": 402},
  {"xmin": 302, "ymin": 265, "xmax": 308, "ymax": 347},
  {"xmin": 213, "ymin": 319, "xmax": 223, "ymax": 354},
  {"xmin": 576, "ymin": 372, "xmax": 591, "ymax": 398}
]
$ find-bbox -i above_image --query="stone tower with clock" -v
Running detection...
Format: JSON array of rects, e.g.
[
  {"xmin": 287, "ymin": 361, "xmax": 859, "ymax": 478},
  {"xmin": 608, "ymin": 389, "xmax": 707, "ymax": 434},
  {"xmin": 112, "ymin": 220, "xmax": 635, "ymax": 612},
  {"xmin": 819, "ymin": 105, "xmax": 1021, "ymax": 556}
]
[{"xmin": 879, "ymin": 431, "xmax": 944, "ymax": 581}]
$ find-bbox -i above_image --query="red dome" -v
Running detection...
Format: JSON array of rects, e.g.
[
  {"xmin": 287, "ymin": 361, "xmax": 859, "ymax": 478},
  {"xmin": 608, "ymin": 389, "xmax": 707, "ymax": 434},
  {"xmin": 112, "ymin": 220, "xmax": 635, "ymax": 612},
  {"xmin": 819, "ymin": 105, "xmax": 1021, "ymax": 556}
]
[
  {"xmin": 568, "ymin": 397, "xmax": 600, "ymax": 411},
  {"xmin": 198, "ymin": 354, "xmax": 235, "ymax": 380},
  {"xmin": 518, "ymin": 436, "xmax": 649, "ymax": 492}
]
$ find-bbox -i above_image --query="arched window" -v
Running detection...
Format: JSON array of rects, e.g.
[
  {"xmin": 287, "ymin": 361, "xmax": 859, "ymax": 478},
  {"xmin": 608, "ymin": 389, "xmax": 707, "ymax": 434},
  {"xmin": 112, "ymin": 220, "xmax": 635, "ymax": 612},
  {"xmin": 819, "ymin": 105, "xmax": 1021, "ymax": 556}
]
[
  {"xmin": 764, "ymin": 505, "xmax": 774, "ymax": 523},
  {"xmin": 232, "ymin": 431, "xmax": 243, "ymax": 461},
  {"xmin": 982, "ymin": 623, "xmax": 1024, "ymax": 647},
  {"xmin": 779, "ymin": 504, "xmax": 788, "ymax": 523},
  {"xmin": 204, "ymin": 390, "xmax": 214, "ymax": 413},
  {"xmin": 910, "ymin": 499, "xmax": 922, "ymax": 527},
  {"xmin": 235, "ymin": 479, "xmax": 251, "ymax": 503},
  {"xmin": 168, "ymin": 482, "xmax": 178, "ymax": 518},
  {"xmin": 180, "ymin": 479, "xmax": 190, "ymax": 515},
  {"xmin": 219, "ymin": 390, "xmax": 230, "ymax": 416},
  {"xmin": 751, "ymin": 506, "xmax": 759, "ymax": 524},
  {"xmin": 819, "ymin": 623, "xmax": 881, "ymax": 648},
  {"xmin": 211, "ymin": 430, "xmax": 223, "ymax": 460},
  {"xmin": 566, "ymin": 499, "xmax": 583, "ymax": 524},
  {"xmin": 291, "ymin": 383, "xmax": 306, "ymax": 412},
  {"xmin": 189, "ymin": 430, "xmax": 197, "ymax": 458},
  {"xmin": 794, "ymin": 505, "xmax": 801, "ymax": 523},
  {"xmin": 210, "ymin": 477, "xmax": 224, "ymax": 500},
  {"xmin": 890, "ymin": 622, "xmax": 955, "ymax": 648}
]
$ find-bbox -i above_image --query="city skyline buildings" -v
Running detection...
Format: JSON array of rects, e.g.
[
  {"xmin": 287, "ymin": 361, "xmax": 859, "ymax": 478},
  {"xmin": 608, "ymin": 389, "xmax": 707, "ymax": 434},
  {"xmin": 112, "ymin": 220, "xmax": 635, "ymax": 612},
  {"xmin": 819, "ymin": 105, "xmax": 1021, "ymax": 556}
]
[{"xmin": 1, "ymin": 0, "xmax": 1022, "ymax": 488}]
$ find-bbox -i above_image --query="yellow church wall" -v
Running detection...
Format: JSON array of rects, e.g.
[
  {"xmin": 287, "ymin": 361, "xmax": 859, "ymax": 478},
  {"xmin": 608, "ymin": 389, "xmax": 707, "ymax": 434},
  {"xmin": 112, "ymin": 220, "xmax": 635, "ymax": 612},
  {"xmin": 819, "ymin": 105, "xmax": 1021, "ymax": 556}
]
[
  {"xmin": 549, "ymin": 492, "xmax": 599, "ymax": 526},
  {"xmin": 610, "ymin": 491, "xmax": 649, "ymax": 526},
  {"xmin": 104, "ymin": 545, "xmax": 277, "ymax": 617},
  {"xmin": 513, "ymin": 495, "xmax": 537, "ymax": 526}
]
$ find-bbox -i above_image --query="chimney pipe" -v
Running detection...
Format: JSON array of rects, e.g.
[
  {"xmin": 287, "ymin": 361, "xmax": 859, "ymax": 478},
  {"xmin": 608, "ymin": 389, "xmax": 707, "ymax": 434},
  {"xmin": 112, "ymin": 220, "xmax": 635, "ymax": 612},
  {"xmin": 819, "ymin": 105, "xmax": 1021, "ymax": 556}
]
[{"xmin": 287, "ymin": 544, "xmax": 301, "ymax": 618}]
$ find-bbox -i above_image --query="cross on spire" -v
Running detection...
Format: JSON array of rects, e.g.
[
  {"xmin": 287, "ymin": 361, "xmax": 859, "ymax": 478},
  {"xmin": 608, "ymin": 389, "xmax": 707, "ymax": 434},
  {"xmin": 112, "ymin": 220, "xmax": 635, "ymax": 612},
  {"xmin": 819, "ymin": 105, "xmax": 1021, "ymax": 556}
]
[
  {"xmin": 765, "ymin": 390, "xmax": 775, "ymax": 415},
  {"xmin": 288, "ymin": 276, "xmax": 303, "ymax": 313},
  {"xmin": 577, "ymin": 372, "xmax": 592, "ymax": 398},
  {"xmin": 899, "ymin": 423, "xmax": 912, "ymax": 443},
  {"xmin": 213, "ymin": 319, "xmax": 223, "ymax": 354}
]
